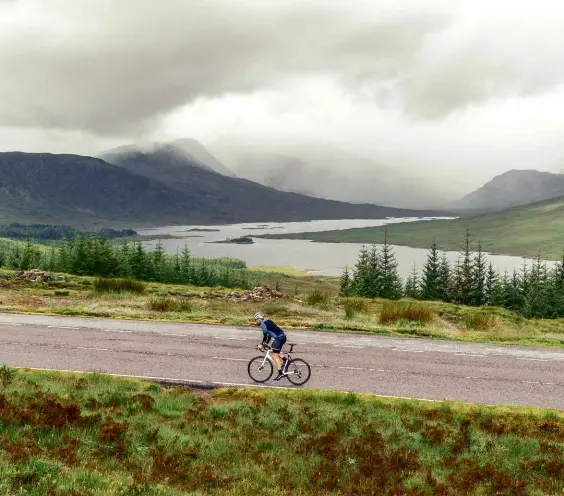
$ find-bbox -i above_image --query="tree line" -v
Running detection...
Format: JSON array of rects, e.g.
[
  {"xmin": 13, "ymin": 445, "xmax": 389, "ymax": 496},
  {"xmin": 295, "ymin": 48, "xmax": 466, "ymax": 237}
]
[
  {"xmin": 0, "ymin": 223, "xmax": 137, "ymax": 241},
  {"xmin": 340, "ymin": 232, "xmax": 564, "ymax": 319},
  {"xmin": 0, "ymin": 236, "xmax": 251, "ymax": 289}
]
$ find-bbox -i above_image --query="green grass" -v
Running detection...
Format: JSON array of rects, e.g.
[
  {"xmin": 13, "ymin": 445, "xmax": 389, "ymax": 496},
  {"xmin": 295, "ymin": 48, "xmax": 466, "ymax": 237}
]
[
  {"xmin": 0, "ymin": 368, "xmax": 561, "ymax": 495},
  {"xmin": 1, "ymin": 270, "xmax": 564, "ymax": 348},
  {"xmin": 260, "ymin": 197, "xmax": 564, "ymax": 259},
  {"xmin": 94, "ymin": 278, "xmax": 146, "ymax": 295},
  {"xmin": 247, "ymin": 265, "xmax": 311, "ymax": 277}
]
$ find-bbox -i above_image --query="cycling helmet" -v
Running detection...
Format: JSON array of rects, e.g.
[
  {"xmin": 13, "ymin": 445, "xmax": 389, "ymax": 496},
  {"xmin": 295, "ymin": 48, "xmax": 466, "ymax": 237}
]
[{"xmin": 254, "ymin": 312, "xmax": 265, "ymax": 321}]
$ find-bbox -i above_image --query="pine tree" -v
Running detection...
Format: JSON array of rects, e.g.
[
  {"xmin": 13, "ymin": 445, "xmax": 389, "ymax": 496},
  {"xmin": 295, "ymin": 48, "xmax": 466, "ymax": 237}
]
[
  {"xmin": 152, "ymin": 242, "xmax": 166, "ymax": 282},
  {"xmin": 56, "ymin": 238, "xmax": 71, "ymax": 273},
  {"xmin": 452, "ymin": 229, "xmax": 473, "ymax": 305},
  {"xmin": 8, "ymin": 242, "xmax": 21, "ymax": 269},
  {"xmin": 471, "ymin": 242, "xmax": 488, "ymax": 306},
  {"xmin": 118, "ymin": 239, "xmax": 132, "ymax": 277},
  {"xmin": 130, "ymin": 242, "xmax": 148, "ymax": 280},
  {"xmin": 484, "ymin": 262, "xmax": 497, "ymax": 305},
  {"xmin": 404, "ymin": 264, "xmax": 420, "ymax": 299},
  {"xmin": 380, "ymin": 233, "xmax": 403, "ymax": 300},
  {"xmin": 340, "ymin": 266, "xmax": 352, "ymax": 297},
  {"xmin": 421, "ymin": 239, "xmax": 441, "ymax": 301},
  {"xmin": 180, "ymin": 244, "xmax": 193, "ymax": 284},
  {"xmin": 366, "ymin": 244, "xmax": 382, "ymax": 298},
  {"xmin": 71, "ymin": 236, "xmax": 90, "ymax": 275},
  {"xmin": 548, "ymin": 248, "xmax": 564, "ymax": 318},
  {"xmin": 504, "ymin": 269, "xmax": 523, "ymax": 311},
  {"xmin": 522, "ymin": 254, "xmax": 549, "ymax": 318},
  {"xmin": 0, "ymin": 241, "xmax": 7, "ymax": 268},
  {"xmin": 352, "ymin": 245, "xmax": 370, "ymax": 297},
  {"xmin": 437, "ymin": 254, "xmax": 452, "ymax": 302},
  {"xmin": 20, "ymin": 236, "xmax": 40, "ymax": 270}
]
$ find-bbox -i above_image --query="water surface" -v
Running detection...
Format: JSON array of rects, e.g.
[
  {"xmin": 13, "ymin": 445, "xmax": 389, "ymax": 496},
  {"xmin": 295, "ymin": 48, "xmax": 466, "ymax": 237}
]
[{"xmin": 137, "ymin": 218, "xmax": 551, "ymax": 279}]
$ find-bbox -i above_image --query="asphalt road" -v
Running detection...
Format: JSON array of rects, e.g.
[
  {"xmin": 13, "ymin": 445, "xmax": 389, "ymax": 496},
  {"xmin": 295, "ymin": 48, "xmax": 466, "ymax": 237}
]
[{"xmin": 0, "ymin": 313, "xmax": 562, "ymax": 410}]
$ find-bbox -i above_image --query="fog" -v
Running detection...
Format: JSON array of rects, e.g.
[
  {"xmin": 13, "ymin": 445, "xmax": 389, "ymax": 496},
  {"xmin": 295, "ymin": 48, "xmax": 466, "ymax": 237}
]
[{"xmin": 2, "ymin": 0, "xmax": 564, "ymax": 203}]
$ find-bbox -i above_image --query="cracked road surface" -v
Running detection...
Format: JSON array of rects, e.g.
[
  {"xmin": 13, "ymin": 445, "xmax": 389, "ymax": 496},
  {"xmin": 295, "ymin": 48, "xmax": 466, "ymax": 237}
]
[{"xmin": 0, "ymin": 313, "xmax": 562, "ymax": 409}]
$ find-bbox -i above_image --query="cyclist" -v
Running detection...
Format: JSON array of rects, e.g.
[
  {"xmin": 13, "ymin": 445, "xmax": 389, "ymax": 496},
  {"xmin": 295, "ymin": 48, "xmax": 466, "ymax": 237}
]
[{"xmin": 254, "ymin": 312, "xmax": 287, "ymax": 381}]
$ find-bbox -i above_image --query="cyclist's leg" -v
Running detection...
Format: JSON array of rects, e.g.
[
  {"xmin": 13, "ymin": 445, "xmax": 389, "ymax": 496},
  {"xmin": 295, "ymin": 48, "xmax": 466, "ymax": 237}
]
[{"xmin": 271, "ymin": 335, "xmax": 286, "ymax": 372}]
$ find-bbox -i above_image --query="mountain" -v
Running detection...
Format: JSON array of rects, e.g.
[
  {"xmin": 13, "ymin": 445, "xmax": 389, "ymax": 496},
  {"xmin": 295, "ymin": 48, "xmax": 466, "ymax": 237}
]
[
  {"xmin": 0, "ymin": 151, "xmax": 449, "ymax": 227},
  {"xmin": 101, "ymin": 139, "xmax": 235, "ymax": 178},
  {"xmin": 168, "ymin": 138, "xmax": 236, "ymax": 177},
  {"xmin": 209, "ymin": 141, "xmax": 445, "ymax": 209},
  {"xmin": 0, "ymin": 152, "xmax": 200, "ymax": 226},
  {"xmin": 264, "ymin": 195, "xmax": 564, "ymax": 260},
  {"xmin": 451, "ymin": 169, "xmax": 564, "ymax": 212}
]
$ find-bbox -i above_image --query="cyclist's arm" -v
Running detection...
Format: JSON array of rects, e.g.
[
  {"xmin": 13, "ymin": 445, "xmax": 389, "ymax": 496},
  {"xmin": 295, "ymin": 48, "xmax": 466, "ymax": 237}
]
[{"xmin": 260, "ymin": 322, "xmax": 274, "ymax": 345}]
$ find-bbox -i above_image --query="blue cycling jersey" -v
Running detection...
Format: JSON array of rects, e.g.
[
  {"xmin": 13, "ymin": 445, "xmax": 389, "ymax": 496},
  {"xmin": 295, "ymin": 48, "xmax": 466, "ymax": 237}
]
[{"xmin": 260, "ymin": 319, "xmax": 285, "ymax": 342}]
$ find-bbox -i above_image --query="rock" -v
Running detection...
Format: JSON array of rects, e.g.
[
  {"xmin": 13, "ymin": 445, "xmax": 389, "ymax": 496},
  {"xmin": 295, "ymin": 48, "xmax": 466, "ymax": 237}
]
[
  {"xmin": 13, "ymin": 269, "xmax": 53, "ymax": 283},
  {"xmin": 194, "ymin": 286, "xmax": 283, "ymax": 301},
  {"xmin": 225, "ymin": 286, "xmax": 283, "ymax": 302}
]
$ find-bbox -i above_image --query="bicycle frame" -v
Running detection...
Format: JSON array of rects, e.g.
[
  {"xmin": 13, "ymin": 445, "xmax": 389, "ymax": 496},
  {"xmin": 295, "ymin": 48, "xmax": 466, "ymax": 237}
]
[{"xmin": 259, "ymin": 345, "xmax": 291, "ymax": 373}]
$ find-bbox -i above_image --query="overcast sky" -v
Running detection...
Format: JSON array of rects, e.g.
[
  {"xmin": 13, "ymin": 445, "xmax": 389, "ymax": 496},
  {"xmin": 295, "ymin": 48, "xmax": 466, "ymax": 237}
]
[{"xmin": 2, "ymin": 0, "xmax": 564, "ymax": 196}]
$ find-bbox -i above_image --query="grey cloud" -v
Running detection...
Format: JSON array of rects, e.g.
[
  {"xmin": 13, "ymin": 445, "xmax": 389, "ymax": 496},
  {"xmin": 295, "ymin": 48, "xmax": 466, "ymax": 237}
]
[
  {"xmin": 2, "ymin": 0, "xmax": 564, "ymax": 135},
  {"xmin": 0, "ymin": 0, "xmax": 451, "ymax": 133}
]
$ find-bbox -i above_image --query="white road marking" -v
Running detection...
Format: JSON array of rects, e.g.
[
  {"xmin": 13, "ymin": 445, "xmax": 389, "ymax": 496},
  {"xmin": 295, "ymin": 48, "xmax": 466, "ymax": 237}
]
[
  {"xmin": 7, "ymin": 367, "xmax": 546, "ymax": 406},
  {"xmin": 76, "ymin": 346, "xmax": 110, "ymax": 352},
  {"xmin": 213, "ymin": 357, "xmax": 247, "ymax": 362},
  {"xmin": 48, "ymin": 326, "xmax": 79, "ymax": 329},
  {"xmin": 0, "ymin": 323, "xmax": 22, "ymax": 326}
]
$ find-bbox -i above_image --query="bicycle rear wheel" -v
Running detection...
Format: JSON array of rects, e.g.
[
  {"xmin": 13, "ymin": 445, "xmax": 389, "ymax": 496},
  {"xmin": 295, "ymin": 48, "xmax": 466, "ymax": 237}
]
[
  {"xmin": 285, "ymin": 358, "xmax": 311, "ymax": 386},
  {"xmin": 248, "ymin": 356, "xmax": 274, "ymax": 383}
]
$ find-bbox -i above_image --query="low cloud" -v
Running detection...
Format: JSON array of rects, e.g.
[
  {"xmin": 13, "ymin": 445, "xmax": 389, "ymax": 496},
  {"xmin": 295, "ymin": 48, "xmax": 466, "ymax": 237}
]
[{"xmin": 4, "ymin": 0, "xmax": 543, "ymax": 133}]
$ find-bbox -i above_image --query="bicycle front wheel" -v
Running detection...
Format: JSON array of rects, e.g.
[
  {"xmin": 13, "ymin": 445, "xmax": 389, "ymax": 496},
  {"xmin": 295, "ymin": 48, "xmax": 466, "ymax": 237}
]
[
  {"xmin": 248, "ymin": 356, "xmax": 274, "ymax": 383},
  {"xmin": 285, "ymin": 358, "xmax": 311, "ymax": 386}
]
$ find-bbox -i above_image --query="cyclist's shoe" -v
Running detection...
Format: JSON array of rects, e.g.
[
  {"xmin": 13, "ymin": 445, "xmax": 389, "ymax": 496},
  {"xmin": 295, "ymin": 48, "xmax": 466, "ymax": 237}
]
[{"xmin": 274, "ymin": 371, "xmax": 286, "ymax": 381}]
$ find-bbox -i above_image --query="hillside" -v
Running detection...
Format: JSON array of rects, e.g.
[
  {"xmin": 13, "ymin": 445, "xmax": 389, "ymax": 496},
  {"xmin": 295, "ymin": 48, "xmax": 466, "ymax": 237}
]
[
  {"xmin": 0, "ymin": 152, "xmax": 198, "ymax": 226},
  {"xmin": 0, "ymin": 152, "xmax": 447, "ymax": 227},
  {"xmin": 211, "ymin": 141, "xmax": 444, "ymax": 209},
  {"xmin": 451, "ymin": 169, "xmax": 564, "ymax": 212},
  {"xmin": 260, "ymin": 196, "xmax": 564, "ymax": 259}
]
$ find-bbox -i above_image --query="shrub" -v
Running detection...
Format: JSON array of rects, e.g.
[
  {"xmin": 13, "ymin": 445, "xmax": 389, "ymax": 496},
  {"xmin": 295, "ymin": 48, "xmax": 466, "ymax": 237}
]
[
  {"xmin": 94, "ymin": 278, "xmax": 145, "ymax": 294},
  {"xmin": 176, "ymin": 300, "xmax": 192, "ymax": 313},
  {"xmin": 344, "ymin": 297, "xmax": 368, "ymax": 319},
  {"xmin": 464, "ymin": 313, "xmax": 495, "ymax": 330},
  {"xmin": 0, "ymin": 364, "xmax": 16, "ymax": 387},
  {"xmin": 307, "ymin": 290, "xmax": 329, "ymax": 307},
  {"xmin": 379, "ymin": 301, "xmax": 434, "ymax": 325},
  {"xmin": 313, "ymin": 323, "xmax": 336, "ymax": 330},
  {"xmin": 148, "ymin": 297, "xmax": 191, "ymax": 313},
  {"xmin": 55, "ymin": 290, "xmax": 70, "ymax": 297},
  {"xmin": 262, "ymin": 300, "xmax": 289, "ymax": 315}
]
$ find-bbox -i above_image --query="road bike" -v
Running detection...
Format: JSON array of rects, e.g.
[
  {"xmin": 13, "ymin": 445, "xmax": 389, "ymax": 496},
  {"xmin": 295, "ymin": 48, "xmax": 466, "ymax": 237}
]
[{"xmin": 247, "ymin": 343, "xmax": 311, "ymax": 386}]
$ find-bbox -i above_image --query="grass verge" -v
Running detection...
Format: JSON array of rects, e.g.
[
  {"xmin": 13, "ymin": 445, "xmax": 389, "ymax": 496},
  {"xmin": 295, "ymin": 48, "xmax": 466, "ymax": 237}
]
[
  {"xmin": 1, "ymin": 270, "xmax": 563, "ymax": 348},
  {"xmin": 0, "ymin": 368, "xmax": 561, "ymax": 495}
]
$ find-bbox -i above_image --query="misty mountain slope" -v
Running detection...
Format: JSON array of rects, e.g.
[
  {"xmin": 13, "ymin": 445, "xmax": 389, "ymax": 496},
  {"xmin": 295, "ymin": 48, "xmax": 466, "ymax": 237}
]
[
  {"xmin": 263, "ymin": 195, "xmax": 564, "ymax": 259},
  {"xmin": 101, "ymin": 140, "xmax": 235, "ymax": 178},
  {"xmin": 451, "ymin": 169, "xmax": 564, "ymax": 212},
  {"xmin": 169, "ymin": 138, "xmax": 236, "ymax": 177},
  {"xmin": 210, "ymin": 141, "xmax": 444, "ymax": 208},
  {"xmin": 101, "ymin": 146, "xmax": 449, "ymax": 222}
]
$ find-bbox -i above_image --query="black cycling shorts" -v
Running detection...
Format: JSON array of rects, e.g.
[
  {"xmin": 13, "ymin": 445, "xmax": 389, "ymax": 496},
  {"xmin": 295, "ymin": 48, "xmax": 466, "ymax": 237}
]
[{"xmin": 272, "ymin": 334, "xmax": 287, "ymax": 353}]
